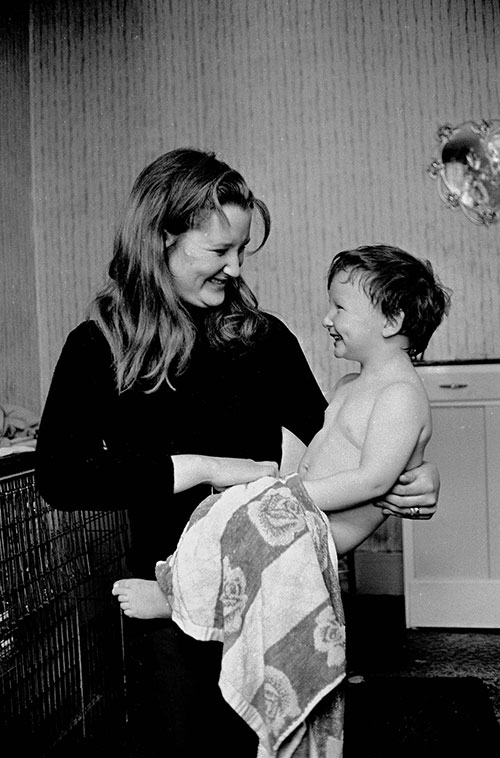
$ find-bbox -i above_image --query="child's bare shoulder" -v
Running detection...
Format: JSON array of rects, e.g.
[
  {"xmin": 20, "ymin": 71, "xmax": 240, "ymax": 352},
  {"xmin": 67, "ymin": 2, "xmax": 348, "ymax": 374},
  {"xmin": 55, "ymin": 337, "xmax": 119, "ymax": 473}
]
[
  {"xmin": 377, "ymin": 378, "xmax": 429, "ymax": 410},
  {"xmin": 324, "ymin": 372, "xmax": 359, "ymax": 405},
  {"xmin": 333, "ymin": 372, "xmax": 359, "ymax": 392}
]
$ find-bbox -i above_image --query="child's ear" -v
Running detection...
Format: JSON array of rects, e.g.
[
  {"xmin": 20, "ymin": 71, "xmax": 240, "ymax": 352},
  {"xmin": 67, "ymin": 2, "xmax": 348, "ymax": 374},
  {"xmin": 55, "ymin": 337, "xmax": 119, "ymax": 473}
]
[
  {"xmin": 382, "ymin": 311, "xmax": 405, "ymax": 337},
  {"xmin": 164, "ymin": 230, "xmax": 178, "ymax": 249}
]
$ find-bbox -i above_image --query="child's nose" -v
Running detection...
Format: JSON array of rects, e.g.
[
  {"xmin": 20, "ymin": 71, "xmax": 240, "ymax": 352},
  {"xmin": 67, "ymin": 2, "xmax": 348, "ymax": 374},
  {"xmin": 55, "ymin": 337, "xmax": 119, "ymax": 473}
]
[{"xmin": 322, "ymin": 311, "xmax": 334, "ymax": 329}]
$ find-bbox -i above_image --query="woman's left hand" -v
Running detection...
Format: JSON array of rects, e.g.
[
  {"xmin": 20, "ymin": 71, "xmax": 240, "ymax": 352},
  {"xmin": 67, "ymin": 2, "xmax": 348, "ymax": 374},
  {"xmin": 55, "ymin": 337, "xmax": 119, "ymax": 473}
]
[{"xmin": 374, "ymin": 460, "xmax": 440, "ymax": 519}]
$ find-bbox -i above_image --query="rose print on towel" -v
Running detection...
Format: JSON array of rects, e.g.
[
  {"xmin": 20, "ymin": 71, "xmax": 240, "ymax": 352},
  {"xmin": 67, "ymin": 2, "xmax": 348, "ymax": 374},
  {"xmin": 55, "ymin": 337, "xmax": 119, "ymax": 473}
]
[
  {"xmin": 303, "ymin": 510, "xmax": 330, "ymax": 572},
  {"xmin": 313, "ymin": 607, "xmax": 346, "ymax": 667},
  {"xmin": 221, "ymin": 556, "xmax": 248, "ymax": 633},
  {"xmin": 247, "ymin": 487, "xmax": 305, "ymax": 546},
  {"xmin": 263, "ymin": 665, "xmax": 301, "ymax": 737}
]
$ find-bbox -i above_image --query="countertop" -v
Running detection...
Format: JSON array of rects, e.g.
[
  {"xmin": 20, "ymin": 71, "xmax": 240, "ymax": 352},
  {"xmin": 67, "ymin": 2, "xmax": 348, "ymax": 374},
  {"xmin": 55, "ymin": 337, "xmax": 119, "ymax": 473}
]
[{"xmin": 414, "ymin": 358, "xmax": 500, "ymax": 366}]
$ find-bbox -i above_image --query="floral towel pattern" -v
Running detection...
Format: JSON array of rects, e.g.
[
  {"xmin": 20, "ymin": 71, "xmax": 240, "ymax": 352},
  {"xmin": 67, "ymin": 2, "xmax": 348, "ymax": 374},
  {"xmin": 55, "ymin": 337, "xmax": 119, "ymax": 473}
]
[{"xmin": 156, "ymin": 474, "xmax": 346, "ymax": 757}]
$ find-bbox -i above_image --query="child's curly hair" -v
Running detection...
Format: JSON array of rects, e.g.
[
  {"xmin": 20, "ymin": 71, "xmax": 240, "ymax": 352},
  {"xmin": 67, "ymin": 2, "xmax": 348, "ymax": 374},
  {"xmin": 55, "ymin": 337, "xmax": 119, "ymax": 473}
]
[{"xmin": 327, "ymin": 245, "xmax": 452, "ymax": 359}]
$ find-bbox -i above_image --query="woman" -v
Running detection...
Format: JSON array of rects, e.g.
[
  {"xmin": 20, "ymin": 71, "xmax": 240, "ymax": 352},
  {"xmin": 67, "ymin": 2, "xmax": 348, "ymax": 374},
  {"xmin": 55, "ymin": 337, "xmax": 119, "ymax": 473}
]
[{"xmin": 35, "ymin": 148, "xmax": 439, "ymax": 757}]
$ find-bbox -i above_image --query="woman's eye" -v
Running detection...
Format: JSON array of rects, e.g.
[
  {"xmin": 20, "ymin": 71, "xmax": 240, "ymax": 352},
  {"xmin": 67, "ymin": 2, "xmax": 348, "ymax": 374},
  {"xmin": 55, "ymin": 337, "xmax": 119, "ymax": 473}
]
[{"xmin": 210, "ymin": 248, "xmax": 228, "ymax": 257}]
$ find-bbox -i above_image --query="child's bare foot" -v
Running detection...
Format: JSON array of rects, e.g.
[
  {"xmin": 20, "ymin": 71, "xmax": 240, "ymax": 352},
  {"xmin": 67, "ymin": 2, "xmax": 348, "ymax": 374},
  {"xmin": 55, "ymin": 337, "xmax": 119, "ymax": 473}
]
[{"xmin": 112, "ymin": 578, "xmax": 171, "ymax": 620}]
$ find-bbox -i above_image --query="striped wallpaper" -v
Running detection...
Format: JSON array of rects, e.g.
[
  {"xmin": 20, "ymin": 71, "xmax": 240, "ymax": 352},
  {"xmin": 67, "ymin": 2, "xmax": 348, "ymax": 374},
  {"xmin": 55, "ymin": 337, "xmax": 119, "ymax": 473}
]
[{"xmin": 2, "ymin": 0, "xmax": 500, "ymax": 414}]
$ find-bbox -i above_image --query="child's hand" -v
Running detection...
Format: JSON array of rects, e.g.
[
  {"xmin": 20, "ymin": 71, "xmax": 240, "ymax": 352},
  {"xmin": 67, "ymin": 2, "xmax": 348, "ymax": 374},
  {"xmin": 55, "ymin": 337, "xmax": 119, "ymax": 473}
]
[{"xmin": 375, "ymin": 461, "xmax": 440, "ymax": 519}]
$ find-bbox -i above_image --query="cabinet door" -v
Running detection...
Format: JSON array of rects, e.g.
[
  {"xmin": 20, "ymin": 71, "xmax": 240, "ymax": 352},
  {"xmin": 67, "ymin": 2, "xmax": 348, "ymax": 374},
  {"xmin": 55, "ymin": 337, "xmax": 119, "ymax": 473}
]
[{"xmin": 403, "ymin": 404, "xmax": 500, "ymax": 628}]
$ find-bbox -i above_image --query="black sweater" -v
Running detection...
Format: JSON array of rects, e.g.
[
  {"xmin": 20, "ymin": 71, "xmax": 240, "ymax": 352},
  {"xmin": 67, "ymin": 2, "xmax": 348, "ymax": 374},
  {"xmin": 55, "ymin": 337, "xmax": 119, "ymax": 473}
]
[{"xmin": 35, "ymin": 316, "xmax": 327, "ymax": 577}]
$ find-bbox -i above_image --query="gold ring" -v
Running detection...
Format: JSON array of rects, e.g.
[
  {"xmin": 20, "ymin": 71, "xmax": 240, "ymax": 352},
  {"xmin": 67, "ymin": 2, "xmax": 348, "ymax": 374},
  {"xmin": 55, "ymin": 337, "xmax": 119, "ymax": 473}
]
[{"xmin": 410, "ymin": 506, "xmax": 420, "ymax": 517}]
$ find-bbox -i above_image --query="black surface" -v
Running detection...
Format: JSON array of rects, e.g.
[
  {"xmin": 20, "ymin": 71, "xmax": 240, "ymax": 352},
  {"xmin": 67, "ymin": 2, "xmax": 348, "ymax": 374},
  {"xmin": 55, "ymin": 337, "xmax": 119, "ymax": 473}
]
[
  {"xmin": 344, "ymin": 675, "xmax": 500, "ymax": 757},
  {"xmin": 0, "ymin": 450, "xmax": 35, "ymax": 478}
]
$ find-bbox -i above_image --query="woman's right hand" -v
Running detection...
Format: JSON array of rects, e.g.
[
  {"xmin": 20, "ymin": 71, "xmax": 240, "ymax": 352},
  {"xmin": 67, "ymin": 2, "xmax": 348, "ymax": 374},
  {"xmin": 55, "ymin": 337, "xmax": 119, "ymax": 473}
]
[
  {"xmin": 208, "ymin": 457, "xmax": 279, "ymax": 491},
  {"xmin": 172, "ymin": 454, "xmax": 279, "ymax": 494}
]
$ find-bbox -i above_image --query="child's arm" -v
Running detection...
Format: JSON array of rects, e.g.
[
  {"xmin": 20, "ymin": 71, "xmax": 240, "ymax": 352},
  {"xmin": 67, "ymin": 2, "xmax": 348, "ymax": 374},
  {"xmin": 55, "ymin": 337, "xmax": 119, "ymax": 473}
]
[
  {"xmin": 302, "ymin": 382, "xmax": 430, "ymax": 512},
  {"xmin": 329, "ymin": 459, "xmax": 439, "ymax": 555}
]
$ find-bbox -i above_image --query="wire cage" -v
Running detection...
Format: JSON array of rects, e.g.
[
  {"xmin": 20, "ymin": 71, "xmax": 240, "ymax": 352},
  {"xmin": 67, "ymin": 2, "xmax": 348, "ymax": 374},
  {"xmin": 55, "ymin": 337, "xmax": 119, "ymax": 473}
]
[{"xmin": 0, "ymin": 455, "xmax": 130, "ymax": 754}]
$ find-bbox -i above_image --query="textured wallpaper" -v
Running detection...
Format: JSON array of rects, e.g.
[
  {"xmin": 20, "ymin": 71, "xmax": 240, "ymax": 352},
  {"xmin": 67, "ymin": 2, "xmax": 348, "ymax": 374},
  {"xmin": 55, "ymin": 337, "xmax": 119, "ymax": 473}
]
[
  {"xmin": 0, "ymin": 7, "xmax": 38, "ymax": 413},
  {"xmin": 2, "ymin": 0, "xmax": 500, "ymax": 416}
]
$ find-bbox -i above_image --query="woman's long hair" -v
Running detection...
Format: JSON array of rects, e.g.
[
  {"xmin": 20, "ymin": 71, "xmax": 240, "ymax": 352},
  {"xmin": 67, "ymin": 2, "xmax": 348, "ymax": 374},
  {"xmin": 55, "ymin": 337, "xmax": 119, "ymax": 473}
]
[{"xmin": 90, "ymin": 148, "xmax": 271, "ymax": 392}]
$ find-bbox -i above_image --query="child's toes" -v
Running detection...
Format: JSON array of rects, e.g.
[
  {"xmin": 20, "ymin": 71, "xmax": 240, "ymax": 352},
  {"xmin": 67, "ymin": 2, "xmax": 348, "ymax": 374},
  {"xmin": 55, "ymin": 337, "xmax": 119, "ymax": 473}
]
[{"xmin": 113, "ymin": 579, "xmax": 130, "ymax": 594}]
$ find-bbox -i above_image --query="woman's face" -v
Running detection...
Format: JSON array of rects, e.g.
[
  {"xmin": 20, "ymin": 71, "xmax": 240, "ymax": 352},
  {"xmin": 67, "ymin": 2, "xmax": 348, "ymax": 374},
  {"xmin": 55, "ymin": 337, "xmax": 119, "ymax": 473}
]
[{"xmin": 167, "ymin": 204, "xmax": 252, "ymax": 309}]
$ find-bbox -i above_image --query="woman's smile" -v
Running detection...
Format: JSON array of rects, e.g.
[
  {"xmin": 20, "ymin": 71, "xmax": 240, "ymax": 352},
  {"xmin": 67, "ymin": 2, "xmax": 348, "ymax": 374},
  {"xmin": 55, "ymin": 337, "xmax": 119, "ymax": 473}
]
[{"xmin": 207, "ymin": 274, "xmax": 230, "ymax": 287}]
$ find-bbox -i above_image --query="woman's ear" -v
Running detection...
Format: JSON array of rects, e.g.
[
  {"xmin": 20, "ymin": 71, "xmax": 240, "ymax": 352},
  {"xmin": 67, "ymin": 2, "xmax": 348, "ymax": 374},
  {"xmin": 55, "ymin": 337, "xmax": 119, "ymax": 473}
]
[{"xmin": 382, "ymin": 311, "xmax": 405, "ymax": 338}]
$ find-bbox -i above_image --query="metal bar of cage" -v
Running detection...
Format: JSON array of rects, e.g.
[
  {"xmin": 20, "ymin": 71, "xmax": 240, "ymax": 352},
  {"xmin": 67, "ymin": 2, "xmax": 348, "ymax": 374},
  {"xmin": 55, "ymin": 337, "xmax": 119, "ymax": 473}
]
[{"xmin": 0, "ymin": 458, "xmax": 130, "ymax": 754}]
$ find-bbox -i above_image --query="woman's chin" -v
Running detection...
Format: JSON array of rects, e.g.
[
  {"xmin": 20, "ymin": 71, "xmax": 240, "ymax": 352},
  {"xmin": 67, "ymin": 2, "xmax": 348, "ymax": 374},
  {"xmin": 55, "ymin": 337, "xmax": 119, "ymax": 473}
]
[
  {"xmin": 185, "ymin": 286, "xmax": 226, "ymax": 309},
  {"xmin": 199, "ymin": 292, "xmax": 226, "ymax": 308}
]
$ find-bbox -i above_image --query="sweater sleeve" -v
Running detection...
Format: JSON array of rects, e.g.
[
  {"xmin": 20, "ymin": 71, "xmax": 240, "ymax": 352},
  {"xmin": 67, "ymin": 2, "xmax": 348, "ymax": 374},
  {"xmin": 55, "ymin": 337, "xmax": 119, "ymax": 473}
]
[
  {"xmin": 35, "ymin": 322, "xmax": 174, "ymax": 512},
  {"xmin": 267, "ymin": 317, "xmax": 327, "ymax": 445}
]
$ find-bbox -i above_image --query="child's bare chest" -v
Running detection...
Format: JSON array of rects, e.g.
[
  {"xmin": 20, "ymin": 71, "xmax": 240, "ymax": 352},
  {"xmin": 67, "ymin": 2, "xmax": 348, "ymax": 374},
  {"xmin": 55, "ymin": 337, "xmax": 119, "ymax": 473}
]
[
  {"xmin": 299, "ymin": 383, "xmax": 376, "ymax": 478},
  {"xmin": 326, "ymin": 385, "xmax": 376, "ymax": 448}
]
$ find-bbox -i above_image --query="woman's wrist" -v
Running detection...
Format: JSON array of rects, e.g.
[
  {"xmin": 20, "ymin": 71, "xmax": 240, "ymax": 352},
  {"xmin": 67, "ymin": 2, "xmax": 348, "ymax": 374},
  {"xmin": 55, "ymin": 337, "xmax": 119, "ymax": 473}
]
[{"xmin": 171, "ymin": 454, "xmax": 213, "ymax": 493}]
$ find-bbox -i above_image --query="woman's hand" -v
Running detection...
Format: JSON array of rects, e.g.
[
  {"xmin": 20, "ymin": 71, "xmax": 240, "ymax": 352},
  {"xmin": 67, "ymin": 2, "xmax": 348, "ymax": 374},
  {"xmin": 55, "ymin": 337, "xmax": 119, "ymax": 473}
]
[
  {"xmin": 374, "ymin": 460, "xmax": 440, "ymax": 519},
  {"xmin": 208, "ymin": 457, "xmax": 279, "ymax": 491},
  {"xmin": 171, "ymin": 454, "xmax": 279, "ymax": 494}
]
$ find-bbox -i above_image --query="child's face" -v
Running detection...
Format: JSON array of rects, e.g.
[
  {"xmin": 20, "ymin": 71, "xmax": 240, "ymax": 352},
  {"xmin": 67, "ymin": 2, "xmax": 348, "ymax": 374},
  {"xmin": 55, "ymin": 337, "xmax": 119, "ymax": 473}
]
[{"xmin": 322, "ymin": 273, "xmax": 387, "ymax": 362}]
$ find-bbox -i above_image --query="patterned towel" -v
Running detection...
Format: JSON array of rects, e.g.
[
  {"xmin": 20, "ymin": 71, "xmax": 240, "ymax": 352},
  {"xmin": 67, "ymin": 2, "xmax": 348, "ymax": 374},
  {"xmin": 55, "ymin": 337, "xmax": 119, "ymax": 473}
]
[{"xmin": 156, "ymin": 473, "xmax": 346, "ymax": 757}]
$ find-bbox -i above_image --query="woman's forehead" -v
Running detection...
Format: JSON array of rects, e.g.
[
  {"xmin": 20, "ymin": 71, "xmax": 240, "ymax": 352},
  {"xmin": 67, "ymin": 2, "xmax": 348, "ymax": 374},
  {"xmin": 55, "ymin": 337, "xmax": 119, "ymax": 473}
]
[{"xmin": 196, "ymin": 206, "xmax": 252, "ymax": 241}]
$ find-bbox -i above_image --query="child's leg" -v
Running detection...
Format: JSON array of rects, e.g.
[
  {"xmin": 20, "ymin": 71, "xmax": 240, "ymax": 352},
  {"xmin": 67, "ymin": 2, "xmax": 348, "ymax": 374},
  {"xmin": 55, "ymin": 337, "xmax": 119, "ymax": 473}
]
[{"xmin": 112, "ymin": 578, "xmax": 171, "ymax": 620}]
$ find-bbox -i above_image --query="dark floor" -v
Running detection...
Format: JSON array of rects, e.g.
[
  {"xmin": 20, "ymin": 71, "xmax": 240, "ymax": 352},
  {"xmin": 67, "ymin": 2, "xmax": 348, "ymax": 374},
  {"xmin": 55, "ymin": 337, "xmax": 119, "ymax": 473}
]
[
  {"xmin": 343, "ymin": 594, "xmax": 500, "ymax": 723},
  {"xmin": 50, "ymin": 593, "xmax": 500, "ymax": 755}
]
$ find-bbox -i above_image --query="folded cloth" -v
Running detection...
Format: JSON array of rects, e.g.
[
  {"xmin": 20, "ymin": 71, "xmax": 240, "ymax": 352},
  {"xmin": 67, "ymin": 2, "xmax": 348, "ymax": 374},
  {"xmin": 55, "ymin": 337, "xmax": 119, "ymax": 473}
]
[
  {"xmin": 0, "ymin": 403, "xmax": 39, "ymax": 444},
  {"xmin": 156, "ymin": 473, "xmax": 346, "ymax": 757}
]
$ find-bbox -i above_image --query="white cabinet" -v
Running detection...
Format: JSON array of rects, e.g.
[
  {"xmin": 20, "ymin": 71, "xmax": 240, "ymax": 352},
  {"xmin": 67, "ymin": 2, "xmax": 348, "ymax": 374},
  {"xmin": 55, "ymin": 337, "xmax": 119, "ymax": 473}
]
[{"xmin": 403, "ymin": 363, "xmax": 500, "ymax": 628}]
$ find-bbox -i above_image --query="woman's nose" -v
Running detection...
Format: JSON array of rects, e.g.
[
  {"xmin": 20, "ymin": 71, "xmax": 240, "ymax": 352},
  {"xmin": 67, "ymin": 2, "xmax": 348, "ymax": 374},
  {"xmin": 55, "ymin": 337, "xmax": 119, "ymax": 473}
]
[{"xmin": 223, "ymin": 250, "xmax": 242, "ymax": 277}]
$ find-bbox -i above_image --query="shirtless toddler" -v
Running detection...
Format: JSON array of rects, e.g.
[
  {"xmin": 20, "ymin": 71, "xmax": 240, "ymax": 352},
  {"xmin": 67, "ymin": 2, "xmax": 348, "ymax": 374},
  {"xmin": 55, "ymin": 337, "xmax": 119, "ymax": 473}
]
[{"xmin": 113, "ymin": 244, "xmax": 450, "ymax": 618}]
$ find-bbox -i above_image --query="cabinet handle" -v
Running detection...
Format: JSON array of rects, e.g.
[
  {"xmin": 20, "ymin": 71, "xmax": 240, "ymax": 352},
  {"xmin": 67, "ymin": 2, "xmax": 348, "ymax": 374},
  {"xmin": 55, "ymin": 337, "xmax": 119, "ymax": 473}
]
[{"xmin": 438, "ymin": 383, "xmax": 468, "ymax": 389}]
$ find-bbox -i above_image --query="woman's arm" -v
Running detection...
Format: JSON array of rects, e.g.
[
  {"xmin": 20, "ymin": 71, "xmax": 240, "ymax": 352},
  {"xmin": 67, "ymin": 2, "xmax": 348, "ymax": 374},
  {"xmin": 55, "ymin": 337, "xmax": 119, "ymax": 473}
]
[
  {"xmin": 172, "ymin": 454, "xmax": 278, "ymax": 492},
  {"xmin": 35, "ymin": 323, "xmax": 163, "ymax": 511},
  {"xmin": 35, "ymin": 323, "xmax": 278, "ymax": 511},
  {"xmin": 268, "ymin": 317, "xmax": 328, "ymax": 448}
]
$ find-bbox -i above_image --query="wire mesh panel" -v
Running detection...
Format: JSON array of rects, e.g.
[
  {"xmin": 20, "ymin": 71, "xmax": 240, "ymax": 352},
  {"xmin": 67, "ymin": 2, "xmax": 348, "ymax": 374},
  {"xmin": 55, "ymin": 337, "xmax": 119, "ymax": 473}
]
[{"xmin": 0, "ymin": 461, "xmax": 130, "ymax": 754}]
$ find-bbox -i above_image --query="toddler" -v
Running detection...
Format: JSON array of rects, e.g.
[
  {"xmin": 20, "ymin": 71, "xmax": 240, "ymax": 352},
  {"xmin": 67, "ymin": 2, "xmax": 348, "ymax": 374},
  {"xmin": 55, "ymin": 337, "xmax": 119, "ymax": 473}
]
[{"xmin": 113, "ymin": 244, "xmax": 451, "ymax": 617}]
